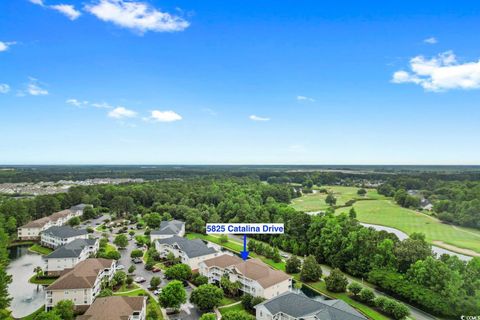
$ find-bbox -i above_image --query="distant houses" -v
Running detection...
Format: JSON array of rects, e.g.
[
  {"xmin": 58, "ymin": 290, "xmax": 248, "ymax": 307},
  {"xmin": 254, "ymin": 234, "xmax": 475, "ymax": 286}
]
[
  {"xmin": 150, "ymin": 219, "xmax": 185, "ymax": 241},
  {"xmin": 255, "ymin": 291, "xmax": 367, "ymax": 320},
  {"xmin": 45, "ymin": 258, "xmax": 116, "ymax": 312},
  {"xmin": 155, "ymin": 235, "xmax": 219, "ymax": 270},
  {"xmin": 44, "ymin": 238, "xmax": 99, "ymax": 276},
  {"xmin": 77, "ymin": 296, "xmax": 147, "ymax": 320},
  {"xmin": 18, "ymin": 204, "xmax": 89, "ymax": 240},
  {"xmin": 199, "ymin": 254, "xmax": 292, "ymax": 299},
  {"xmin": 40, "ymin": 226, "xmax": 89, "ymax": 249}
]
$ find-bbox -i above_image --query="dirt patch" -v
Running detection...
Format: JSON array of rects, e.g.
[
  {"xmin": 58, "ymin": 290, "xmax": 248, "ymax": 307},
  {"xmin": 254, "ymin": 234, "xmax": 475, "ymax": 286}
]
[{"xmin": 432, "ymin": 241, "xmax": 480, "ymax": 257}]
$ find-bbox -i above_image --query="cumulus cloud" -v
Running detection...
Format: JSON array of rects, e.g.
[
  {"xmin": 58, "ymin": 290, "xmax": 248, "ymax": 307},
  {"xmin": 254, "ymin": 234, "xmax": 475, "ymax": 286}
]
[
  {"xmin": 0, "ymin": 41, "xmax": 16, "ymax": 52},
  {"xmin": 296, "ymin": 95, "xmax": 315, "ymax": 102},
  {"xmin": 392, "ymin": 51, "xmax": 480, "ymax": 91},
  {"xmin": 29, "ymin": 0, "xmax": 44, "ymax": 5},
  {"xmin": 85, "ymin": 0, "xmax": 190, "ymax": 34},
  {"xmin": 145, "ymin": 110, "xmax": 182, "ymax": 122},
  {"xmin": 25, "ymin": 78, "xmax": 48, "ymax": 96},
  {"xmin": 66, "ymin": 98, "xmax": 89, "ymax": 107},
  {"xmin": 91, "ymin": 102, "xmax": 114, "ymax": 109},
  {"xmin": 424, "ymin": 37, "xmax": 438, "ymax": 44},
  {"xmin": 108, "ymin": 106, "xmax": 137, "ymax": 118},
  {"xmin": 0, "ymin": 84, "xmax": 10, "ymax": 94},
  {"xmin": 50, "ymin": 4, "xmax": 81, "ymax": 20},
  {"xmin": 249, "ymin": 115, "xmax": 270, "ymax": 121}
]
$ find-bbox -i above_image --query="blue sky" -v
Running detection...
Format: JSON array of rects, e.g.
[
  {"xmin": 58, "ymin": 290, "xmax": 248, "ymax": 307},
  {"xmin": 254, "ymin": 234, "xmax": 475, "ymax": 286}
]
[{"xmin": 1, "ymin": 0, "xmax": 480, "ymax": 165}]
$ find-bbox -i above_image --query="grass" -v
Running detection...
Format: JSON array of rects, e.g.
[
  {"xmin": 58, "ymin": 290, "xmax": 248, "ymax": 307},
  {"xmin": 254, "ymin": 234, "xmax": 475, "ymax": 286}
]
[
  {"xmin": 105, "ymin": 243, "xmax": 116, "ymax": 254},
  {"xmin": 115, "ymin": 283, "xmax": 140, "ymax": 293},
  {"xmin": 113, "ymin": 287, "xmax": 146, "ymax": 297},
  {"xmin": 290, "ymin": 186, "xmax": 385, "ymax": 212},
  {"xmin": 219, "ymin": 296, "xmax": 241, "ymax": 306},
  {"xmin": 29, "ymin": 274, "xmax": 57, "ymax": 285},
  {"xmin": 336, "ymin": 199, "xmax": 480, "ymax": 254},
  {"xmin": 20, "ymin": 306, "xmax": 44, "ymax": 320},
  {"xmin": 218, "ymin": 303, "xmax": 247, "ymax": 315},
  {"xmin": 28, "ymin": 244, "xmax": 53, "ymax": 255}
]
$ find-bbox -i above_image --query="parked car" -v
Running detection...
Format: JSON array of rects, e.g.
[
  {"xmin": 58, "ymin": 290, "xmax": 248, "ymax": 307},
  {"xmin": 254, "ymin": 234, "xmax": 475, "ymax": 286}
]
[
  {"xmin": 132, "ymin": 257, "xmax": 142, "ymax": 264},
  {"xmin": 116, "ymin": 264, "xmax": 125, "ymax": 270},
  {"xmin": 152, "ymin": 267, "xmax": 161, "ymax": 273},
  {"xmin": 134, "ymin": 277, "xmax": 146, "ymax": 283},
  {"xmin": 153, "ymin": 289, "xmax": 161, "ymax": 296}
]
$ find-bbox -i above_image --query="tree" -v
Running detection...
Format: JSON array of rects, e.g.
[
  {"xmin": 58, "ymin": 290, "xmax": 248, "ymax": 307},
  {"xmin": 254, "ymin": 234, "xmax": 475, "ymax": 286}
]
[
  {"xmin": 114, "ymin": 234, "xmax": 129, "ymax": 249},
  {"xmin": 241, "ymin": 294, "xmax": 265, "ymax": 313},
  {"xmin": 82, "ymin": 206, "xmax": 96, "ymax": 220},
  {"xmin": 146, "ymin": 213, "xmax": 162, "ymax": 229},
  {"xmin": 325, "ymin": 268, "xmax": 348, "ymax": 293},
  {"xmin": 34, "ymin": 311, "xmax": 62, "ymax": 320},
  {"xmin": 53, "ymin": 300, "xmax": 75, "ymax": 320},
  {"xmin": 0, "ymin": 226, "xmax": 12, "ymax": 310},
  {"xmin": 348, "ymin": 207, "xmax": 357, "ymax": 219},
  {"xmin": 300, "ymin": 255, "xmax": 322, "ymax": 282},
  {"xmin": 165, "ymin": 263, "xmax": 192, "ymax": 282},
  {"xmin": 347, "ymin": 282, "xmax": 363, "ymax": 296},
  {"xmin": 357, "ymin": 188, "xmax": 367, "ymax": 196},
  {"xmin": 358, "ymin": 288, "xmax": 375, "ymax": 304},
  {"xmin": 126, "ymin": 276, "xmax": 134, "ymax": 287},
  {"xmin": 325, "ymin": 193, "xmax": 337, "ymax": 206},
  {"xmin": 220, "ymin": 275, "xmax": 241, "ymax": 297},
  {"xmin": 190, "ymin": 284, "xmax": 224, "ymax": 311},
  {"xmin": 392, "ymin": 302, "xmax": 410, "ymax": 320},
  {"xmin": 98, "ymin": 288, "xmax": 113, "ymax": 297},
  {"xmin": 111, "ymin": 195, "xmax": 135, "ymax": 217},
  {"xmin": 191, "ymin": 273, "xmax": 208, "ymax": 286},
  {"xmin": 150, "ymin": 276, "xmax": 161, "ymax": 289},
  {"xmin": 285, "ymin": 255, "xmax": 301, "ymax": 274},
  {"xmin": 394, "ymin": 233, "xmax": 432, "ymax": 272},
  {"xmin": 128, "ymin": 265, "xmax": 136, "ymax": 274},
  {"xmin": 112, "ymin": 271, "xmax": 127, "ymax": 288},
  {"xmin": 68, "ymin": 216, "xmax": 81, "ymax": 227},
  {"xmin": 34, "ymin": 266, "xmax": 44, "ymax": 278},
  {"xmin": 130, "ymin": 249, "xmax": 144, "ymax": 258},
  {"xmin": 158, "ymin": 280, "xmax": 187, "ymax": 311},
  {"xmin": 272, "ymin": 247, "xmax": 282, "ymax": 263},
  {"xmin": 199, "ymin": 313, "xmax": 216, "ymax": 320},
  {"xmin": 219, "ymin": 234, "xmax": 228, "ymax": 243},
  {"xmin": 222, "ymin": 311, "xmax": 255, "ymax": 320}
]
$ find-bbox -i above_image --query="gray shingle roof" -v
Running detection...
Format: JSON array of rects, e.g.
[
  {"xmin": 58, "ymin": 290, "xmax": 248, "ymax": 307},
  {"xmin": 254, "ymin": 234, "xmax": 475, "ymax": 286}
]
[
  {"xmin": 45, "ymin": 238, "xmax": 98, "ymax": 259},
  {"xmin": 156, "ymin": 235, "xmax": 216, "ymax": 258},
  {"xmin": 151, "ymin": 220, "xmax": 184, "ymax": 235},
  {"xmin": 42, "ymin": 226, "xmax": 88, "ymax": 238},
  {"xmin": 70, "ymin": 203, "xmax": 88, "ymax": 211},
  {"xmin": 256, "ymin": 292, "xmax": 367, "ymax": 320}
]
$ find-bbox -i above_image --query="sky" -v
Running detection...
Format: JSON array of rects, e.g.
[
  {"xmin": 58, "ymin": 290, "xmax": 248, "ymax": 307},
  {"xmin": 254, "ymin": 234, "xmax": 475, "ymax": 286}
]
[{"xmin": 1, "ymin": 0, "xmax": 480, "ymax": 165}]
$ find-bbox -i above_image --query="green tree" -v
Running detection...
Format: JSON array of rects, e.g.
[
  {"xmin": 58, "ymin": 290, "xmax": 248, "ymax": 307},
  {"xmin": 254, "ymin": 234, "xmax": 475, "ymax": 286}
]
[
  {"xmin": 165, "ymin": 263, "xmax": 192, "ymax": 282},
  {"xmin": 219, "ymin": 234, "xmax": 229, "ymax": 243},
  {"xmin": 53, "ymin": 300, "xmax": 75, "ymax": 320},
  {"xmin": 325, "ymin": 268, "xmax": 348, "ymax": 293},
  {"xmin": 158, "ymin": 280, "xmax": 187, "ymax": 311},
  {"xmin": 199, "ymin": 313, "xmax": 216, "ymax": 320},
  {"xmin": 128, "ymin": 265, "xmax": 136, "ymax": 274},
  {"xmin": 111, "ymin": 195, "xmax": 135, "ymax": 217},
  {"xmin": 34, "ymin": 311, "xmax": 62, "ymax": 320},
  {"xmin": 146, "ymin": 213, "xmax": 162, "ymax": 229},
  {"xmin": 222, "ymin": 311, "xmax": 255, "ymax": 320},
  {"xmin": 130, "ymin": 249, "xmax": 144, "ymax": 258},
  {"xmin": 82, "ymin": 206, "xmax": 96, "ymax": 220},
  {"xmin": 220, "ymin": 275, "xmax": 241, "ymax": 297},
  {"xmin": 68, "ymin": 216, "xmax": 81, "ymax": 227},
  {"xmin": 126, "ymin": 276, "xmax": 134, "ymax": 287},
  {"xmin": 347, "ymin": 282, "xmax": 362, "ymax": 296},
  {"xmin": 358, "ymin": 288, "xmax": 375, "ymax": 304},
  {"xmin": 190, "ymin": 284, "xmax": 224, "ymax": 311},
  {"xmin": 325, "ymin": 193, "xmax": 337, "ymax": 206},
  {"xmin": 114, "ymin": 234, "xmax": 129, "ymax": 249},
  {"xmin": 150, "ymin": 276, "xmax": 161, "ymax": 289},
  {"xmin": 357, "ymin": 188, "xmax": 367, "ymax": 196},
  {"xmin": 348, "ymin": 207, "xmax": 357, "ymax": 219},
  {"xmin": 300, "ymin": 255, "xmax": 322, "ymax": 282},
  {"xmin": 285, "ymin": 255, "xmax": 301, "ymax": 274},
  {"xmin": 112, "ymin": 271, "xmax": 127, "ymax": 288},
  {"xmin": 98, "ymin": 288, "xmax": 113, "ymax": 297},
  {"xmin": 394, "ymin": 233, "xmax": 432, "ymax": 272}
]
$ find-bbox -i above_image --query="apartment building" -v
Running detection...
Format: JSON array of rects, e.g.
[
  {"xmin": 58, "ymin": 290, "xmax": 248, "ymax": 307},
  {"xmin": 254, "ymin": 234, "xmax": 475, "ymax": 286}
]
[
  {"xmin": 150, "ymin": 220, "xmax": 185, "ymax": 242},
  {"xmin": 45, "ymin": 258, "xmax": 116, "ymax": 312},
  {"xmin": 199, "ymin": 254, "xmax": 292, "ymax": 299},
  {"xmin": 44, "ymin": 238, "xmax": 99, "ymax": 276},
  {"xmin": 77, "ymin": 296, "xmax": 147, "ymax": 320},
  {"xmin": 40, "ymin": 226, "xmax": 89, "ymax": 249}
]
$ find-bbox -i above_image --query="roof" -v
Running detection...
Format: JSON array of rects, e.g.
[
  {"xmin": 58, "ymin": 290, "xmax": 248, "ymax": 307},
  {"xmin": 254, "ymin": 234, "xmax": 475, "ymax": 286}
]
[
  {"xmin": 22, "ymin": 216, "xmax": 51, "ymax": 228},
  {"xmin": 230, "ymin": 259, "xmax": 291, "ymax": 288},
  {"xmin": 47, "ymin": 258, "xmax": 114, "ymax": 290},
  {"xmin": 70, "ymin": 203, "xmax": 88, "ymax": 211},
  {"xmin": 156, "ymin": 235, "xmax": 217, "ymax": 258},
  {"xmin": 202, "ymin": 254, "xmax": 242, "ymax": 268},
  {"xmin": 45, "ymin": 238, "xmax": 98, "ymax": 259},
  {"xmin": 42, "ymin": 226, "xmax": 88, "ymax": 238},
  {"xmin": 77, "ymin": 296, "xmax": 145, "ymax": 320},
  {"xmin": 20, "ymin": 204, "xmax": 86, "ymax": 228},
  {"xmin": 256, "ymin": 292, "xmax": 367, "ymax": 320},
  {"xmin": 151, "ymin": 220, "xmax": 185, "ymax": 235}
]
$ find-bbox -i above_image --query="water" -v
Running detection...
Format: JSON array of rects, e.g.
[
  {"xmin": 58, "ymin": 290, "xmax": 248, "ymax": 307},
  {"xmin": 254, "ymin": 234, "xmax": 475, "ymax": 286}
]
[
  {"xmin": 7, "ymin": 245, "xmax": 45, "ymax": 318},
  {"xmin": 292, "ymin": 280, "xmax": 327, "ymax": 301},
  {"xmin": 360, "ymin": 223, "xmax": 473, "ymax": 261}
]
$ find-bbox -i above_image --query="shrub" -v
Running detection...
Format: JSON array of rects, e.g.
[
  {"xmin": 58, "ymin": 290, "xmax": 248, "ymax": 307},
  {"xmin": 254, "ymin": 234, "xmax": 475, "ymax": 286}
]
[
  {"xmin": 358, "ymin": 288, "xmax": 375, "ymax": 304},
  {"xmin": 325, "ymin": 268, "xmax": 348, "ymax": 293},
  {"xmin": 347, "ymin": 282, "xmax": 363, "ymax": 296}
]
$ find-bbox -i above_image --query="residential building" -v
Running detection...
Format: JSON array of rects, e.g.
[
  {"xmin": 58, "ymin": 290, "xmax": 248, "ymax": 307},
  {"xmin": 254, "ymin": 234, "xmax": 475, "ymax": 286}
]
[
  {"xmin": 420, "ymin": 198, "xmax": 433, "ymax": 211},
  {"xmin": 40, "ymin": 226, "xmax": 89, "ymax": 248},
  {"xmin": 18, "ymin": 204, "xmax": 88, "ymax": 240},
  {"xmin": 255, "ymin": 291, "xmax": 367, "ymax": 320},
  {"xmin": 155, "ymin": 235, "xmax": 219, "ymax": 270},
  {"xmin": 77, "ymin": 296, "xmax": 147, "ymax": 320},
  {"xmin": 44, "ymin": 238, "xmax": 99, "ymax": 276},
  {"xmin": 199, "ymin": 254, "xmax": 292, "ymax": 299},
  {"xmin": 45, "ymin": 258, "xmax": 116, "ymax": 312},
  {"xmin": 150, "ymin": 220, "xmax": 185, "ymax": 241}
]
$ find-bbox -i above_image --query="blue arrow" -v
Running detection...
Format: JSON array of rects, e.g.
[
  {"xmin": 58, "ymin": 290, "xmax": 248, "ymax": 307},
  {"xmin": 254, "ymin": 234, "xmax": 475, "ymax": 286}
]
[{"xmin": 240, "ymin": 234, "xmax": 249, "ymax": 261}]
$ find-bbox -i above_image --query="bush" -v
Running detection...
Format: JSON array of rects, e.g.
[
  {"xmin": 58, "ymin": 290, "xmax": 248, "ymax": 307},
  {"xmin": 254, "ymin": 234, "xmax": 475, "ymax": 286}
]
[
  {"xmin": 347, "ymin": 282, "xmax": 362, "ymax": 296},
  {"xmin": 130, "ymin": 249, "xmax": 144, "ymax": 258},
  {"xmin": 191, "ymin": 273, "xmax": 208, "ymax": 286},
  {"xmin": 358, "ymin": 288, "xmax": 375, "ymax": 304},
  {"xmin": 190, "ymin": 284, "xmax": 224, "ymax": 311},
  {"xmin": 324, "ymin": 268, "xmax": 348, "ymax": 293},
  {"xmin": 300, "ymin": 255, "xmax": 322, "ymax": 282},
  {"xmin": 199, "ymin": 313, "xmax": 216, "ymax": 320}
]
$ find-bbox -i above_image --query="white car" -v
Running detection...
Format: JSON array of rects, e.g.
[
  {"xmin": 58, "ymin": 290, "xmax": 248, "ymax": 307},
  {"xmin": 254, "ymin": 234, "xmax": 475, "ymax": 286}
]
[
  {"xmin": 134, "ymin": 277, "xmax": 146, "ymax": 283},
  {"xmin": 117, "ymin": 265, "xmax": 125, "ymax": 270},
  {"xmin": 153, "ymin": 289, "xmax": 162, "ymax": 295}
]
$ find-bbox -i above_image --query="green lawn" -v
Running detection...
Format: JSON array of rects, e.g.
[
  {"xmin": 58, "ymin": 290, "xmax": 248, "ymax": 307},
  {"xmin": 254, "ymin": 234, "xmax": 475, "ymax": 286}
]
[
  {"xmin": 218, "ymin": 303, "xmax": 247, "ymax": 315},
  {"xmin": 29, "ymin": 274, "xmax": 57, "ymax": 285},
  {"xmin": 29, "ymin": 244, "xmax": 53, "ymax": 255},
  {"xmin": 115, "ymin": 283, "xmax": 140, "ymax": 293},
  {"xmin": 220, "ymin": 296, "xmax": 241, "ymax": 306},
  {"xmin": 336, "ymin": 199, "xmax": 480, "ymax": 255},
  {"xmin": 113, "ymin": 287, "xmax": 146, "ymax": 297},
  {"xmin": 290, "ymin": 186, "xmax": 385, "ymax": 212}
]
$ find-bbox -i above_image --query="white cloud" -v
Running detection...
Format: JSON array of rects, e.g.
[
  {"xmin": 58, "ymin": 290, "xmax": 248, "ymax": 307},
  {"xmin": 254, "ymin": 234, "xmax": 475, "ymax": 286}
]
[
  {"xmin": 146, "ymin": 110, "xmax": 182, "ymax": 122},
  {"xmin": 25, "ymin": 78, "xmax": 48, "ymax": 96},
  {"xmin": 108, "ymin": 106, "xmax": 137, "ymax": 118},
  {"xmin": 0, "ymin": 84, "xmax": 10, "ymax": 94},
  {"xmin": 29, "ymin": 0, "xmax": 44, "ymax": 5},
  {"xmin": 50, "ymin": 4, "xmax": 81, "ymax": 20},
  {"xmin": 91, "ymin": 102, "xmax": 114, "ymax": 109},
  {"xmin": 392, "ymin": 51, "xmax": 480, "ymax": 91},
  {"xmin": 66, "ymin": 98, "xmax": 89, "ymax": 107},
  {"xmin": 424, "ymin": 37, "xmax": 438, "ymax": 44},
  {"xmin": 296, "ymin": 95, "xmax": 315, "ymax": 102},
  {"xmin": 0, "ymin": 41, "xmax": 16, "ymax": 52},
  {"xmin": 85, "ymin": 0, "xmax": 190, "ymax": 34},
  {"xmin": 249, "ymin": 115, "xmax": 270, "ymax": 121}
]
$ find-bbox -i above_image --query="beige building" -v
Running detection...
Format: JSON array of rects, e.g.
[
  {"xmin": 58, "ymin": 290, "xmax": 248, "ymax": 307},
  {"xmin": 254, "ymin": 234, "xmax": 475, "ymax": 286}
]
[
  {"xmin": 199, "ymin": 254, "xmax": 292, "ymax": 299},
  {"xmin": 44, "ymin": 238, "xmax": 99, "ymax": 276},
  {"xmin": 77, "ymin": 296, "xmax": 147, "ymax": 320},
  {"xmin": 18, "ymin": 204, "xmax": 87, "ymax": 240},
  {"xmin": 45, "ymin": 258, "xmax": 116, "ymax": 312}
]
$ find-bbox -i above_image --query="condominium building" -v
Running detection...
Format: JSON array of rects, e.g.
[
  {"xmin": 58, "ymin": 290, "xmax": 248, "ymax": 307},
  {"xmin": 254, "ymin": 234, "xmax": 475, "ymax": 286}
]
[
  {"xmin": 40, "ymin": 226, "xmax": 89, "ymax": 249},
  {"xmin": 77, "ymin": 296, "xmax": 147, "ymax": 320},
  {"xmin": 150, "ymin": 220, "xmax": 185, "ymax": 242},
  {"xmin": 44, "ymin": 238, "xmax": 99, "ymax": 276}
]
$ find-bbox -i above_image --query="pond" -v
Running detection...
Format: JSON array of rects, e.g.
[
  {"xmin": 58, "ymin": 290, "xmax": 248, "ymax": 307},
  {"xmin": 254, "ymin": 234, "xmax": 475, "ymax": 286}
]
[
  {"xmin": 292, "ymin": 280, "xmax": 327, "ymax": 301},
  {"xmin": 360, "ymin": 223, "xmax": 473, "ymax": 261},
  {"xmin": 7, "ymin": 245, "xmax": 45, "ymax": 318}
]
